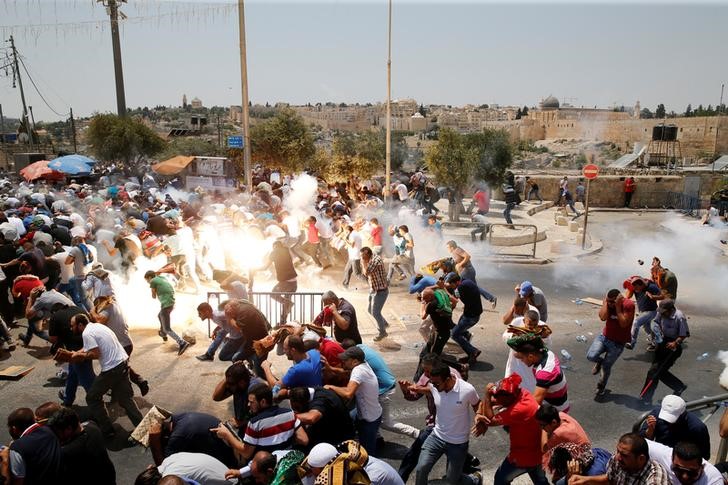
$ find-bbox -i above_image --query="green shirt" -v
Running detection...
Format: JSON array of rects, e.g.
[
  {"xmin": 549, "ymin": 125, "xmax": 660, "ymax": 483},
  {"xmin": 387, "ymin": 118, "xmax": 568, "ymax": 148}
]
[{"xmin": 150, "ymin": 276, "xmax": 175, "ymax": 308}]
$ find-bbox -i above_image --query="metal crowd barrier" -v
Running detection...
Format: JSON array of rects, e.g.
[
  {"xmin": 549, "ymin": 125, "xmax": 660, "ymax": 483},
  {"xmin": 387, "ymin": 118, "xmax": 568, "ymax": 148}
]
[
  {"xmin": 487, "ymin": 223, "xmax": 539, "ymax": 259},
  {"xmin": 632, "ymin": 392, "xmax": 728, "ymax": 464},
  {"xmin": 665, "ymin": 191, "xmax": 704, "ymax": 217},
  {"xmin": 206, "ymin": 291, "xmax": 324, "ymax": 336}
]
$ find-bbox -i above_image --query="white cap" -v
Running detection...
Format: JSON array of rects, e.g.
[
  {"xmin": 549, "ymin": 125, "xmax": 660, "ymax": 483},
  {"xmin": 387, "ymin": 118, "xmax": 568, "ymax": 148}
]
[
  {"xmin": 307, "ymin": 443, "xmax": 338, "ymax": 467},
  {"xmin": 302, "ymin": 330, "xmax": 320, "ymax": 343},
  {"xmin": 658, "ymin": 395, "xmax": 686, "ymax": 423}
]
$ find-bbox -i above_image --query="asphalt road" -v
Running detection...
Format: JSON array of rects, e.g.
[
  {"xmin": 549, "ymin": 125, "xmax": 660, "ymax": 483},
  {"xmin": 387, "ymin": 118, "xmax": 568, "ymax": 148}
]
[{"xmin": 1, "ymin": 211, "xmax": 726, "ymax": 484}]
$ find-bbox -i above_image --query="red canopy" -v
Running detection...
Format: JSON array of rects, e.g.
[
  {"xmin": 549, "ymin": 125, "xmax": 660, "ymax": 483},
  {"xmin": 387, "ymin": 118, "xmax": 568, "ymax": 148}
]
[{"xmin": 19, "ymin": 160, "xmax": 66, "ymax": 182}]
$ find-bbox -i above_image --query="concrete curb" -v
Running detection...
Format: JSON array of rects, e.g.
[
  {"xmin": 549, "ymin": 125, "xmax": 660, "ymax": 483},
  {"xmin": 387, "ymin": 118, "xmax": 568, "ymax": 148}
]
[{"xmin": 484, "ymin": 236, "xmax": 604, "ymax": 264}]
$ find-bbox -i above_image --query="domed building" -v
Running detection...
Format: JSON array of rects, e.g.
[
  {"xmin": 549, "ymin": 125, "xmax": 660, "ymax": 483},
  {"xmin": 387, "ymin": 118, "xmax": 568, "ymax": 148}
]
[{"xmin": 539, "ymin": 95, "xmax": 560, "ymax": 110}]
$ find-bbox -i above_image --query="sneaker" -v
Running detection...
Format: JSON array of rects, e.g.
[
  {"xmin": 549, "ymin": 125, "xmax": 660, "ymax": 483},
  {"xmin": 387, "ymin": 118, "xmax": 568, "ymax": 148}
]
[
  {"xmin": 591, "ymin": 361, "xmax": 602, "ymax": 375},
  {"xmin": 178, "ymin": 341, "xmax": 190, "ymax": 356},
  {"xmin": 58, "ymin": 389, "xmax": 68, "ymax": 404},
  {"xmin": 459, "ymin": 363, "xmax": 469, "ymax": 381},
  {"xmin": 469, "ymin": 350, "xmax": 482, "ymax": 365},
  {"xmin": 596, "ymin": 384, "xmax": 606, "ymax": 396},
  {"xmin": 158, "ymin": 330, "xmax": 168, "ymax": 342},
  {"xmin": 673, "ymin": 385, "xmax": 687, "ymax": 396},
  {"xmin": 646, "ymin": 344, "xmax": 657, "ymax": 352},
  {"xmin": 625, "ymin": 342, "xmax": 634, "ymax": 350},
  {"xmin": 373, "ymin": 333, "xmax": 388, "ymax": 342},
  {"xmin": 19, "ymin": 334, "xmax": 31, "ymax": 347},
  {"xmin": 196, "ymin": 353, "xmax": 213, "ymax": 361},
  {"xmin": 56, "ymin": 369, "xmax": 68, "ymax": 380},
  {"xmin": 4, "ymin": 339, "xmax": 16, "ymax": 351},
  {"xmin": 491, "ymin": 297, "xmax": 497, "ymax": 309},
  {"xmin": 471, "ymin": 471, "xmax": 483, "ymax": 485},
  {"xmin": 138, "ymin": 380, "xmax": 150, "ymax": 397}
]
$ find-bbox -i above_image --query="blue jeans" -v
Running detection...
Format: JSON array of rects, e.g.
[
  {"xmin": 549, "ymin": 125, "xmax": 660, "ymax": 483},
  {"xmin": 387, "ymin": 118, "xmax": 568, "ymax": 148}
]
[
  {"xmin": 219, "ymin": 337, "xmax": 246, "ymax": 362},
  {"xmin": 368, "ymin": 289, "xmax": 389, "ymax": 335},
  {"xmin": 460, "ymin": 265, "xmax": 476, "ymax": 283},
  {"xmin": 356, "ymin": 415, "xmax": 382, "ymax": 457},
  {"xmin": 400, "ymin": 426, "xmax": 433, "ymax": 482},
  {"xmin": 452, "ymin": 314, "xmax": 480, "ymax": 356},
  {"xmin": 415, "ymin": 432, "xmax": 477, "ymax": 485},
  {"xmin": 494, "ymin": 457, "xmax": 548, "ymax": 485},
  {"xmin": 342, "ymin": 259, "xmax": 362, "ymax": 287},
  {"xmin": 204, "ymin": 328, "xmax": 228, "ymax": 358},
  {"xmin": 504, "ymin": 202, "xmax": 516, "ymax": 224},
  {"xmin": 586, "ymin": 334, "xmax": 625, "ymax": 388},
  {"xmin": 23, "ymin": 318, "xmax": 50, "ymax": 344},
  {"xmin": 158, "ymin": 306, "xmax": 185, "ymax": 347},
  {"xmin": 630, "ymin": 310, "xmax": 656, "ymax": 347},
  {"xmin": 63, "ymin": 360, "xmax": 96, "ymax": 406},
  {"xmin": 68, "ymin": 277, "xmax": 91, "ymax": 312}
]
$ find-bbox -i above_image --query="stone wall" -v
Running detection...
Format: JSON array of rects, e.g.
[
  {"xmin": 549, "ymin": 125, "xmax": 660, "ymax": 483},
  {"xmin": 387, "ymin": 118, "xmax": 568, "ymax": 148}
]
[
  {"xmin": 491, "ymin": 115, "xmax": 728, "ymax": 159},
  {"xmin": 495, "ymin": 174, "xmax": 726, "ymax": 208}
]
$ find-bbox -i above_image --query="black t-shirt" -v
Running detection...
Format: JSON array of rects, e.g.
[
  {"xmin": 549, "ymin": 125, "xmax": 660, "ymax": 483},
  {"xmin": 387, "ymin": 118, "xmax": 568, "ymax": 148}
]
[
  {"xmin": 270, "ymin": 245, "xmax": 297, "ymax": 282},
  {"xmin": 48, "ymin": 306, "xmax": 87, "ymax": 351},
  {"xmin": 44, "ymin": 257, "xmax": 61, "ymax": 289},
  {"xmin": 426, "ymin": 301, "xmax": 454, "ymax": 334},
  {"xmin": 20, "ymin": 248, "xmax": 48, "ymax": 278},
  {"xmin": 146, "ymin": 215, "xmax": 174, "ymax": 236},
  {"xmin": 50, "ymin": 225, "xmax": 72, "ymax": 246},
  {"xmin": 60, "ymin": 421, "xmax": 116, "ymax": 485},
  {"xmin": 306, "ymin": 388, "xmax": 355, "ymax": 447},
  {"xmin": 165, "ymin": 412, "xmax": 237, "ymax": 468},
  {"xmin": 333, "ymin": 299, "xmax": 362, "ymax": 345},
  {"xmin": 233, "ymin": 377, "xmax": 265, "ymax": 426}
]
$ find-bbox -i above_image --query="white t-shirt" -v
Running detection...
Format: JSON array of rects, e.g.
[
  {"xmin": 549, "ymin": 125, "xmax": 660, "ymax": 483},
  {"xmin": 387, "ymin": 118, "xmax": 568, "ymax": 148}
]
[
  {"xmin": 346, "ymin": 232, "xmax": 362, "ymax": 261},
  {"xmin": 395, "ymin": 183, "xmax": 409, "ymax": 201},
  {"xmin": 7, "ymin": 216, "xmax": 26, "ymax": 237},
  {"xmin": 282, "ymin": 215, "xmax": 301, "ymax": 238},
  {"xmin": 265, "ymin": 224, "xmax": 287, "ymax": 240},
  {"xmin": 82, "ymin": 322, "xmax": 128, "ymax": 372},
  {"xmin": 350, "ymin": 362, "xmax": 383, "ymax": 422},
  {"xmin": 429, "ymin": 378, "xmax": 480, "ymax": 444},
  {"xmin": 316, "ymin": 217, "xmax": 334, "ymax": 239},
  {"xmin": 159, "ymin": 452, "xmax": 235, "ymax": 485},
  {"xmin": 647, "ymin": 440, "xmax": 723, "ymax": 485},
  {"xmin": 365, "ymin": 456, "xmax": 405, "ymax": 485}
]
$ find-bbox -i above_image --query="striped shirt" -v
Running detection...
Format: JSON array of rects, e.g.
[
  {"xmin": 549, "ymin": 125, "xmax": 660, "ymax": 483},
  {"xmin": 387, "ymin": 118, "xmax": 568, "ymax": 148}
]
[
  {"xmin": 533, "ymin": 350, "xmax": 570, "ymax": 413},
  {"xmin": 243, "ymin": 406, "xmax": 299, "ymax": 452},
  {"xmin": 364, "ymin": 255, "xmax": 388, "ymax": 292}
]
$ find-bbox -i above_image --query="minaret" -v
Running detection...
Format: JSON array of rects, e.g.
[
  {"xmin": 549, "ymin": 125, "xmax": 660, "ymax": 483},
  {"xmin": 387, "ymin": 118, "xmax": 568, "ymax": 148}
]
[
  {"xmin": 634, "ymin": 100, "xmax": 640, "ymax": 119},
  {"xmin": 182, "ymin": 94, "xmax": 188, "ymax": 109}
]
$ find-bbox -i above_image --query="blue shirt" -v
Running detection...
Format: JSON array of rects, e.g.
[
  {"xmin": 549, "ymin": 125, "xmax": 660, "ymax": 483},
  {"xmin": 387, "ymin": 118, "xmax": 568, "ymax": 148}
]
[
  {"xmin": 358, "ymin": 344, "xmax": 395, "ymax": 394},
  {"xmin": 455, "ymin": 279, "xmax": 486, "ymax": 317},
  {"xmin": 409, "ymin": 276, "xmax": 437, "ymax": 294},
  {"xmin": 655, "ymin": 309, "xmax": 689, "ymax": 340},
  {"xmin": 634, "ymin": 282, "xmax": 660, "ymax": 312},
  {"xmin": 282, "ymin": 350, "xmax": 323, "ymax": 388}
]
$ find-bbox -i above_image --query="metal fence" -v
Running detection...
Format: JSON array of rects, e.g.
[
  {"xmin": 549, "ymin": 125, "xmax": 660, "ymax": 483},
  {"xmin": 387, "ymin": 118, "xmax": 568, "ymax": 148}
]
[
  {"xmin": 632, "ymin": 392, "xmax": 728, "ymax": 465},
  {"xmin": 665, "ymin": 191, "xmax": 704, "ymax": 217},
  {"xmin": 206, "ymin": 291, "xmax": 324, "ymax": 334}
]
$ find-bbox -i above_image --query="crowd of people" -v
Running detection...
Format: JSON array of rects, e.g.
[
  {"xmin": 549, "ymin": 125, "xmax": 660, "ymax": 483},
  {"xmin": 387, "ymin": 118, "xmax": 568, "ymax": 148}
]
[{"xmin": 0, "ymin": 165, "xmax": 725, "ymax": 485}]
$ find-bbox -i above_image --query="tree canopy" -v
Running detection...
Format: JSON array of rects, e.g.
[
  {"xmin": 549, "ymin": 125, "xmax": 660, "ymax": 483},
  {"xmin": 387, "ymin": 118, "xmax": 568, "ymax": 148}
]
[
  {"xmin": 86, "ymin": 114, "xmax": 166, "ymax": 166},
  {"xmin": 250, "ymin": 108, "xmax": 315, "ymax": 172},
  {"xmin": 160, "ymin": 137, "xmax": 225, "ymax": 160}
]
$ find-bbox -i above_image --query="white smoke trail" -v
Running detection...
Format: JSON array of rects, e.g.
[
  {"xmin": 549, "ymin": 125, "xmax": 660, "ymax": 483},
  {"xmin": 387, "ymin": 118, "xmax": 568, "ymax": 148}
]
[
  {"xmin": 284, "ymin": 173, "xmax": 320, "ymax": 221},
  {"xmin": 719, "ymin": 350, "xmax": 728, "ymax": 390}
]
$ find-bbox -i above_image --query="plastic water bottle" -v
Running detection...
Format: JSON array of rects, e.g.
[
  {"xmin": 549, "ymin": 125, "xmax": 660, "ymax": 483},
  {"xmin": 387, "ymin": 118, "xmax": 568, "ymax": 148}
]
[
  {"xmin": 575, "ymin": 320, "xmax": 582, "ymax": 326},
  {"xmin": 560, "ymin": 349, "xmax": 572, "ymax": 361},
  {"xmin": 576, "ymin": 335, "xmax": 587, "ymax": 343},
  {"xmin": 697, "ymin": 352, "xmax": 709, "ymax": 361},
  {"xmin": 575, "ymin": 299, "xmax": 583, "ymax": 306}
]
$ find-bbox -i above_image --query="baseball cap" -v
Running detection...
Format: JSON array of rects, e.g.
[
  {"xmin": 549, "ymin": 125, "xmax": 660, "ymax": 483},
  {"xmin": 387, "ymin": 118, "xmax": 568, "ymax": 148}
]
[
  {"xmin": 443, "ymin": 272, "xmax": 460, "ymax": 283},
  {"xmin": 338, "ymin": 346, "xmax": 365, "ymax": 362},
  {"xmin": 658, "ymin": 395, "xmax": 686, "ymax": 423},
  {"xmin": 658, "ymin": 299, "xmax": 675, "ymax": 315},
  {"xmin": 519, "ymin": 281, "xmax": 534, "ymax": 297},
  {"xmin": 302, "ymin": 330, "xmax": 320, "ymax": 343}
]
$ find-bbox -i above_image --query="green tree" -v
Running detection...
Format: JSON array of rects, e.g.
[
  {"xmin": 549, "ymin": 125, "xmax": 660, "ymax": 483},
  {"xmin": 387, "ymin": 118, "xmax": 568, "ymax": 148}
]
[
  {"xmin": 250, "ymin": 108, "xmax": 315, "ymax": 173},
  {"xmin": 640, "ymin": 108, "xmax": 654, "ymax": 119},
  {"xmin": 160, "ymin": 137, "xmax": 224, "ymax": 159},
  {"xmin": 522, "ymin": 106, "xmax": 529, "ymax": 117},
  {"xmin": 515, "ymin": 108, "xmax": 522, "ymax": 120},
  {"xmin": 325, "ymin": 131, "xmax": 383, "ymax": 182},
  {"xmin": 418, "ymin": 104, "xmax": 427, "ymax": 116},
  {"xmin": 464, "ymin": 128, "xmax": 514, "ymax": 188},
  {"xmin": 86, "ymin": 114, "xmax": 166, "ymax": 167},
  {"xmin": 655, "ymin": 104, "xmax": 666, "ymax": 118},
  {"xmin": 684, "ymin": 104, "xmax": 692, "ymax": 117},
  {"xmin": 424, "ymin": 128, "xmax": 478, "ymax": 221}
]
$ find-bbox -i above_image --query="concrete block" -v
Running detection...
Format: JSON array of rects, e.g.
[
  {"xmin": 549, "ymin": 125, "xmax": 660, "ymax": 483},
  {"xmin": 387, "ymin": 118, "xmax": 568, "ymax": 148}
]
[
  {"xmin": 577, "ymin": 228, "xmax": 584, "ymax": 234},
  {"xmin": 556, "ymin": 216, "xmax": 569, "ymax": 226},
  {"xmin": 568, "ymin": 220, "xmax": 579, "ymax": 232},
  {"xmin": 550, "ymin": 240, "xmax": 566, "ymax": 253}
]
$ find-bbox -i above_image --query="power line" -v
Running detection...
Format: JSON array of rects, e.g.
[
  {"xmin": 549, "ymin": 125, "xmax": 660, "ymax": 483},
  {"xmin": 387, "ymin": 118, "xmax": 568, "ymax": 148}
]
[{"xmin": 17, "ymin": 55, "xmax": 69, "ymax": 117}]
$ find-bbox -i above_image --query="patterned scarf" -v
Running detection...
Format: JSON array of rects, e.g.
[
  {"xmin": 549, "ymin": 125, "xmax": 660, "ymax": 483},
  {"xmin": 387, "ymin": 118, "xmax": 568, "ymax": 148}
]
[{"xmin": 309, "ymin": 440, "xmax": 371, "ymax": 485}]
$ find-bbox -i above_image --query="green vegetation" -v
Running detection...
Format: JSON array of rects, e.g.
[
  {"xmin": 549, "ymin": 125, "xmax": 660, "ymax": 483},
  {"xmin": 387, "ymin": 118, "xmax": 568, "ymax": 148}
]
[{"xmin": 86, "ymin": 114, "xmax": 166, "ymax": 167}]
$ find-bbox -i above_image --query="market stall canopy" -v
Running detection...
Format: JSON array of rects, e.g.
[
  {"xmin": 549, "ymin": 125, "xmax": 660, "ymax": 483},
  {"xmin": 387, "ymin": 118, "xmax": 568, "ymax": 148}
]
[
  {"xmin": 152, "ymin": 155, "xmax": 195, "ymax": 175},
  {"xmin": 19, "ymin": 160, "xmax": 65, "ymax": 182}
]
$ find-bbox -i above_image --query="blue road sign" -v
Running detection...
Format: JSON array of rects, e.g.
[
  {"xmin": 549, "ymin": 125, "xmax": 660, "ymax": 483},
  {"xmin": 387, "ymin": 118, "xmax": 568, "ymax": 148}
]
[{"xmin": 227, "ymin": 135, "xmax": 244, "ymax": 148}]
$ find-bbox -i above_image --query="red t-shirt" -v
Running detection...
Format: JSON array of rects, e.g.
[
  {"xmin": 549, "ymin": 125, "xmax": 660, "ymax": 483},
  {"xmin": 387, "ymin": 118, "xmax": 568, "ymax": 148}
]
[
  {"xmin": 306, "ymin": 223, "xmax": 320, "ymax": 244},
  {"xmin": 602, "ymin": 298, "xmax": 635, "ymax": 344},
  {"xmin": 12, "ymin": 276, "xmax": 44, "ymax": 300},
  {"xmin": 319, "ymin": 338, "xmax": 345, "ymax": 368},
  {"xmin": 473, "ymin": 190, "xmax": 489, "ymax": 212},
  {"xmin": 492, "ymin": 389, "xmax": 542, "ymax": 468},
  {"xmin": 624, "ymin": 179, "xmax": 636, "ymax": 193},
  {"xmin": 370, "ymin": 226, "xmax": 383, "ymax": 246}
]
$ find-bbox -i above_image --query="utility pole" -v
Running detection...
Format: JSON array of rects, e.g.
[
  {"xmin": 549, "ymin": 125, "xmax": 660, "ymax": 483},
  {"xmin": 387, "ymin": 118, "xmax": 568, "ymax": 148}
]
[
  {"xmin": 238, "ymin": 0, "xmax": 252, "ymax": 191},
  {"xmin": 28, "ymin": 106, "xmax": 36, "ymax": 133},
  {"xmin": 69, "ymin": 107, "xmax": 78, "ymax": 153},
  {"xmin": 720, "ymin": 83, "xmax": 725, "ymax": 115},
  {"xmin": 99, "ymin": 0, "xmax": 127, "ymax": 116},
  {"xmin": 0, "ymin": 104, "xmax": 5, "ymax": 143},
  {"xmin": 8, "ymin": 35, "xmax": 34, "ymax": 151},
  {"xmin": 384, "ymin": 0, "xmax": 392, "ymax": 203},
  {"xmin": 217, "ymin": 113, "xmax": 222, "ymax": 148}
]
